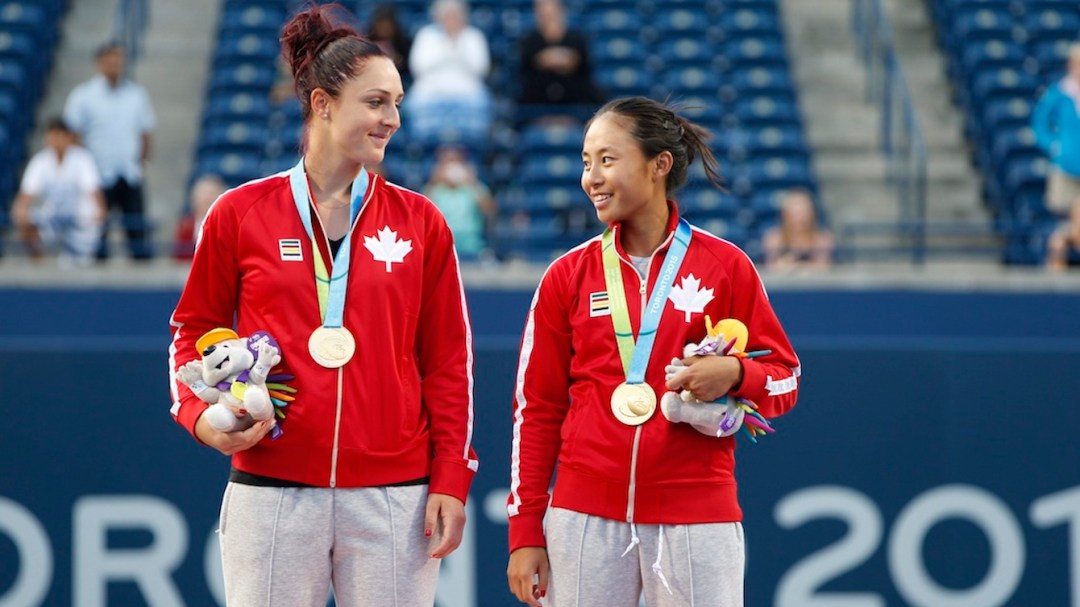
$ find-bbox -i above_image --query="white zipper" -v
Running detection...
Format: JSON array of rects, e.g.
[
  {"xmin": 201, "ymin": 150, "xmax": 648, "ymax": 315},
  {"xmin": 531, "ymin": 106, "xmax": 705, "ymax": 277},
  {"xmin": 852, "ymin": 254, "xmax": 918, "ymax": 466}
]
[
  {"xmin": 329, "ymin": 367, "xmax": 344, "ymax": 486},
  {"xmin": 618, "ymin": 226, "xmax": 675, "ymax": 523}
]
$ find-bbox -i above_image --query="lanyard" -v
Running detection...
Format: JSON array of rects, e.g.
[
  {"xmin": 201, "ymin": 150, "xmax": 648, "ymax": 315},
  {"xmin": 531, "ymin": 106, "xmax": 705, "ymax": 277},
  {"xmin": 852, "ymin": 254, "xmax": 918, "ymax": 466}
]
[
  {"xmin": 600, "ymin": 219, "xmax": 692, "ymax": 382},
  {"xmin": 288, "ymin": 158, "xmax": 369, "ymax": 327}
]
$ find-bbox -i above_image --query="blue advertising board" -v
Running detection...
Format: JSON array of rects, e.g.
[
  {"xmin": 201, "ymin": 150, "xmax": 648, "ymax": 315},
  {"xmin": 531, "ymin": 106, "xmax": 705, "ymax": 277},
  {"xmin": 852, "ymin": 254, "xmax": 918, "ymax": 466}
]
[{"xmin": 1, "ymin": 288, "xmax": 1078, "ymax": 606}]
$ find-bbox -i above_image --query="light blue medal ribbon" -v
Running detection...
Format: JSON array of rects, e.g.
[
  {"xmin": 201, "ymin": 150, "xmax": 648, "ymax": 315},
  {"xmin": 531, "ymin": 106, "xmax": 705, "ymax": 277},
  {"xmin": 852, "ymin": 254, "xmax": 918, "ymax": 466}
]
[
  {"xmin": 628, "ymin": 219, "xmax": 692, "ymax": 382},
  {"xmin": 289, "ymin": 159, "xmax": 369, "ymax": 368},
  {"xmin": 602, "ymin": 218, "xmax": 692, "ymax": 425}
]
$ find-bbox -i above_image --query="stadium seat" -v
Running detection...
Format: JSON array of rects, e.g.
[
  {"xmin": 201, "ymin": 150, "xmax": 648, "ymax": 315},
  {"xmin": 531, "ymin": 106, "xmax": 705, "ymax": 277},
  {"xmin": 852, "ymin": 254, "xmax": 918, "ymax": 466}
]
[
  {"xmin": 204, "ymin": 91, "xmax": 274, "ymax": 124},
  {"xmin": 198, "ymin": 121, "xmax": 270, "ymax": 155},
  {"xmin": 1023, "ymin": 9, "xmax": 1080, "ymax": 45},
  {"xmin": 730, "ymin": 96, "xmax": 801, "ymax": 127},
  {"xmin": 591, "ymin": 35, "xmax": 650, "ymax": 64},
  {"xmin": 595, "ymin": 64, "xmax": 656, "ymax": 98}
]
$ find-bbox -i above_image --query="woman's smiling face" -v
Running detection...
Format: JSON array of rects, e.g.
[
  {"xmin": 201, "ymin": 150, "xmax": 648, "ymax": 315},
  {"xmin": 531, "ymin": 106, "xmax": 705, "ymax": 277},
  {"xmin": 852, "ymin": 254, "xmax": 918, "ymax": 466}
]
[{"xmin": 580, "ymin": 112, "xmax": 666, "ymax": 226}]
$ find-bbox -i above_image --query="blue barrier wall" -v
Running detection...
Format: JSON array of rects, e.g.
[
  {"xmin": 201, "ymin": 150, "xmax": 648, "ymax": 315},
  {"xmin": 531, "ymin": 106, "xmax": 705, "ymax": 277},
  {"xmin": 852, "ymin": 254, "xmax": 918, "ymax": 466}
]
[{"xmin": 1, "ymin": 287, "xmax": 1079, "ymax": 606}]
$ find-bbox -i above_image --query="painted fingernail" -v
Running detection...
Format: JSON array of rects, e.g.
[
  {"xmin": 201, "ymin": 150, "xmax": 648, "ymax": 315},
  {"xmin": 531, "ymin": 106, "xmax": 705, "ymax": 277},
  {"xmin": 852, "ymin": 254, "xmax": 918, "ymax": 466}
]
[
  {"xmin": 425, "ymin": 529, "xmax": 432, "ymax": 537},
  {"xmin": 239, "ymin": 409, "xmax": 247, "ymax": 415},
  {"xmin": 540, "ymin": 590, "xmax": 547, "ymax": 597}
]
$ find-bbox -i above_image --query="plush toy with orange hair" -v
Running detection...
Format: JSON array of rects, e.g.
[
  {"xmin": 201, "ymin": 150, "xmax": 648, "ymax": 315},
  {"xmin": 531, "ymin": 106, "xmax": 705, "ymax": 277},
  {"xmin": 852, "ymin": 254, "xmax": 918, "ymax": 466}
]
[
  {"xmin": 176, "ymin": 328, "xmax": 295, "ymax": 438},
  {"xmin": 660, "ymin": 317, "xmax": 775, "ymax": 441}
]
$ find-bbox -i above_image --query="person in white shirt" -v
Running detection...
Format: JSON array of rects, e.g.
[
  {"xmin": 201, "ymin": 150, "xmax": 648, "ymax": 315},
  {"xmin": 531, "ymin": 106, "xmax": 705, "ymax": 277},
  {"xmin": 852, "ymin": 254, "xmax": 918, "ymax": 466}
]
[
  {"xmin": 64, "ymin": 41, "xmax": 156, "ymax": 261},
  {"xmin": 9, "ymin": 117, "xmax": 105, "ymax": 267},
  {"xmin": 405, "ymin": 0, "xmax": 492, "ymax": 143}
]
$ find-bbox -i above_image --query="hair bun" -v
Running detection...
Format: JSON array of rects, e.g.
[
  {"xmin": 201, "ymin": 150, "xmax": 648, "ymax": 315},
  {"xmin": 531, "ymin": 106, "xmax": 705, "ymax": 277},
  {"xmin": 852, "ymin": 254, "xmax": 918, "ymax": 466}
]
[{"xmin": 280, "ymin": 4, "xmax": 355, "ymax": 78}]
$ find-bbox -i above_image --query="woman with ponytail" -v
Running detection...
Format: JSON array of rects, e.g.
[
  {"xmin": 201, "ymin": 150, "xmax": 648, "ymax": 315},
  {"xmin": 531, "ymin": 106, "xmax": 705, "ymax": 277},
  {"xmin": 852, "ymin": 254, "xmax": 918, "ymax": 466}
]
[
  {"xmin": 506, "ymin": 97, "xmax": 801, "ymax": 606},
  {"xmin": 168, "ymin": 4, "xmax": 477, "ymax": 604}
]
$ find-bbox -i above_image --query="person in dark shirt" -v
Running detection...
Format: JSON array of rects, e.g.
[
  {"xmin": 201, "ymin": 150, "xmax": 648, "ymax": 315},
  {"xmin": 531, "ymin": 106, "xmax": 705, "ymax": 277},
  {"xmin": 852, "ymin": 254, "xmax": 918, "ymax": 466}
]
[{"xmin": 518, "ymin": 0, "xmax": 602, "ymax": 122}]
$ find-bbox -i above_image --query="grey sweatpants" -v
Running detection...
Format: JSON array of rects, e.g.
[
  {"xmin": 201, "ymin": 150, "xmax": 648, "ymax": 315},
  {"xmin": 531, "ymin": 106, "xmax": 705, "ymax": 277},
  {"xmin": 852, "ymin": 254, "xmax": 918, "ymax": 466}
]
[
  {"xmin": 545, "ymin": 507, "xmax": 745, "ymax": 607},
  {"xmin": 218, "ymin": 482, "xmax": 440, "ymax": 607}
]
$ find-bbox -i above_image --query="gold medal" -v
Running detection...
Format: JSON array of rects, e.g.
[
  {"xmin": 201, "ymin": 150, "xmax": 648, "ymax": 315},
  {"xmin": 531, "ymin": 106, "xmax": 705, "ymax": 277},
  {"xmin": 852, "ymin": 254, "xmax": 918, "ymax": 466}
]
[
  {"xmin": 308, "ymin": 326, "xmax": 355, "ymax": 368},
  {"xmin": 611, "ymin": 382, "xmax": 657, "ymax": 426}
]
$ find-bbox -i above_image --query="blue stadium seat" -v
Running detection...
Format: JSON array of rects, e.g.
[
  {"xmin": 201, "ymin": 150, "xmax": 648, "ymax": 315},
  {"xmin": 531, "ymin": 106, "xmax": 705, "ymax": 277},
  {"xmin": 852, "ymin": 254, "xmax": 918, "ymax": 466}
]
[
  {"xmin": 677, "ymin": 186, "xmax": 740, "ymax": 217},
  {"xmin": 1031, "ymin": 38, "xmax": 1072, "ymax": 77},
  {"xmin": 595, "ymin": 64, "xmax": 656, "ymax": 98},
  {"xmin": 1001, "ymin": 156, "xmax": 1049, "ymax": 203},
  {"xmin": 520, "ymin": 153, "xmax": 581, "ymax": 185},
  {"xmin": 209, "ymin": 62, "xmax": 277, "ymax": 93},
  {"xmin": 960, "ymin": 39, "xmax": 1025, "ymax": 75},
  {"xmin": 730, "ymin": 95, "xmax": 801, "ymax": 126},
  {"xmin": 0, "ymin": 3, "xmax": 46, "ymax": 38},
  {"xmin": 584, "ymin": 7, "xmax": 644, "ymax": 36},
  {"xmin": 1023, "ymin": 9, "xmax": 1080, "ymax": 44},
  {"xmin": 724, "ymin": 36, "xmax": 789, "ymax": 70},
  {"xmin": 672, "ymin": 95, "xmax": 723, "ymax": 125},
  {"xmin": 519, "ymin": 123, "xmax": 584, "ymax": 153},
  {"xmin": 719, "ymin": 9, "xmax": 782, "ymax": 37},
  {"xmin": 498, "ymin": 185, "xmax": 579, "ymax": 216},
  {"xmin": 734, "ymin": 157, "xmax": 814, "ymax": 197},
  {"xmin": 204, "ymin": 91, "xmax": 274, "ymax": 124},
  {"xmin": 196, "ymin": 152, "xmax": 264, "ymax": 187},
  {"xmin": 591, "ymin": 35, "xmax": 649, "ymax": 64},
  {"xmin": 989, "ymin": 125, "xmax": 1040, "ymax": 168},
  {"xmin": 970, "ymin": 68, "xmax": 1039, "ymax": 109},
  {"xmin": 652, "ymin": 7, "xmax": 716, "ymax": 38},
  {"xmin": 214, "ymin": 32, "xmax": 280, "ymax": 65},
  {"xmin": 739, "ymin": 125, "xmax": 810, "ymax": 161},
  {"xmin": 199, "ymin": 121, "xmax": 270, "ymax": 155},
  {"xmin": 656, "ymin": 37, "xmax": 716, "ymax": 66},
  {"xmin": 660, "ymin": 66, "xmax": 721, "ymax": 95},
  {"xmin": 219, "ymin": 4, "xmax": 286, "ymax": 34},
  {"xmin": 722, "ymin": 67, "xmax": 795, "ymax": 100},
  {"xmin": 950, "ymin": 8, "xmax": 1015, "ymax": 44}
]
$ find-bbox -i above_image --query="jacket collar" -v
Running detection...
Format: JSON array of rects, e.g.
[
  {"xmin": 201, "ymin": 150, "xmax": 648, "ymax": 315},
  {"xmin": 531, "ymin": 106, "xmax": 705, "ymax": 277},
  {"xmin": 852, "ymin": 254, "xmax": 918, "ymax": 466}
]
[{"xmin": 610, "ymin": 200, "xmax": 682, "ymax": 260}]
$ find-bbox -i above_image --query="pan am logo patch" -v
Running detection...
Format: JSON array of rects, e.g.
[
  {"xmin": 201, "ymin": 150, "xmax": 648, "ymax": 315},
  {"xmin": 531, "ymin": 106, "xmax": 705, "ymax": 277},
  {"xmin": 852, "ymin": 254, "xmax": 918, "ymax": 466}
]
[
  {"xmin": 279, "ymin": 239, "xmax": 303, "ymax": 261},
  {"xmin": 589, "ymin": 291, "xmax": 611, "ymax": 317}
]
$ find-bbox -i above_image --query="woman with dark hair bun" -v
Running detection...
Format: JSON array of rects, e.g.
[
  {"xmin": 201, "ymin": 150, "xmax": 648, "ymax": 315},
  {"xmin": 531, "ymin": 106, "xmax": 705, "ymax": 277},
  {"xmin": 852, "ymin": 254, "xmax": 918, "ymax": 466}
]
[
  {"xmin": 168, "ymin": 4, "xmax": 477, "ymax": 605},
  {"xmin": 506, "ymin": 97, "xmax": 801, "ymax": 606}
]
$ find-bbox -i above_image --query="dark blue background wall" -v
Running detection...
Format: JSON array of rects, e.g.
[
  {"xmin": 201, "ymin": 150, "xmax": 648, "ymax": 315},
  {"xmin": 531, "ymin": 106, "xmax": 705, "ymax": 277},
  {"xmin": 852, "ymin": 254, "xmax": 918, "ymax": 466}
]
[{"xmin": 1, "ymin": 287, "xmax": 1078, "ymax": 606}]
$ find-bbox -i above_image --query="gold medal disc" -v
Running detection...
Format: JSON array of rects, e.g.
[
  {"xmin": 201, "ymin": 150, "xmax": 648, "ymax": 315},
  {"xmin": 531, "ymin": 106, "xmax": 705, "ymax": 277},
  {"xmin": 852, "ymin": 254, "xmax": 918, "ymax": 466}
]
[
  {"xmin": 308, "ymin": 326, "xmax": 355, "ymax": 368},
  {"xmin": 611, "ymin": 382, "xmax": 657, "ymax": 426}
]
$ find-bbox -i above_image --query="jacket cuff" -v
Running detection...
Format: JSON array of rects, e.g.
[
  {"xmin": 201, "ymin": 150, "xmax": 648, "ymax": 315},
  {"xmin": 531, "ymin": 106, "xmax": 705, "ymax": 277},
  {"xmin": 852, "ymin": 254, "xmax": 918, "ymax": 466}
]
[
  {"xmin": 508, "ymin": 511, "xmax": 547, "ymax": 552},
  {"xmin": 731, "ymin": 357, "xmax": 766, "ymax": 403},
  {"xmin": 173, "ymin": 396, "xmax": 209, "ymax": 444},
  {"xmin": 429, "ymin": 459, "xmax": 476, "ymax": 504}
]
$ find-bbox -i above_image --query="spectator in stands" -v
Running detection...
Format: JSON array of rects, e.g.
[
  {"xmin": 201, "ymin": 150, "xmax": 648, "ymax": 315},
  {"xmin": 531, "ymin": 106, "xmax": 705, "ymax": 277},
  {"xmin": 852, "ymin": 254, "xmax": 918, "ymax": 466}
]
[
  {"xmin": 405, "ymin": 0, "xmax": 491, "ymax": 142},
  {"xmin": 761, "ymin": 187, "xmax": 834, "ymax": 270},
  {"xmin": 169, "ymin": 5, "xmax": 475, "ymax": 605},
  {"xmin": 172, "ymin": 174, "xmax": 228, "ymax": 260},
  {"xmin": 507, "ymin": 97, "xmax": 800, "ymax": 607},
  {"xmin": 368, "ymin": 4, "xmax": 412, "ymax": 81},
  {"xmin": 9, "ymin": 117, "xmax": 105, "ymax": 267},
  {"xmin": 1032, "ymin": 42, "xmax": 1080, "ymax": 216},
  {"xmin": 63, "ymin": 41, "xmax": 157, "ymax": 261},
  {"xmin": 518, "ymin": 0, "xmax": 603, "ymax": 123},
  {"xmin": 1046, "ymin": 195, "xmax": 1080, "ymax": 271},
  {"xmin": 424, "ymin": 145, "xmax": 495, "ymax": 257}
]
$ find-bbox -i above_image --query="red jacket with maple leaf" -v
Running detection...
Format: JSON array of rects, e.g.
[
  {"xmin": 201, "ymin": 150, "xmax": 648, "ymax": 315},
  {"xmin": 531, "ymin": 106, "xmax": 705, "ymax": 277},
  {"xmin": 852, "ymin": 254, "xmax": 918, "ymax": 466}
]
[
  {"xmin": 169, "ymin": 170, "xmax": 478, "ymax": 502},
  {"xmin": 507, "ymin": 205, "xmax": 800, "ymax": 551}
]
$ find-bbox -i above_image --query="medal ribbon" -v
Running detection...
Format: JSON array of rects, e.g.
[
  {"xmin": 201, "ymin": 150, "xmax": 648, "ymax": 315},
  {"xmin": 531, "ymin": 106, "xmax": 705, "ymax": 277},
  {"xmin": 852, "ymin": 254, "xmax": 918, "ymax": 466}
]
[
  {"xmin": 601, "ymin": 219, "xmax": 692, "ymax": 382},
  {"xmin": 288, "ymin": 158, "xmax": 369, "ymax": 327}
]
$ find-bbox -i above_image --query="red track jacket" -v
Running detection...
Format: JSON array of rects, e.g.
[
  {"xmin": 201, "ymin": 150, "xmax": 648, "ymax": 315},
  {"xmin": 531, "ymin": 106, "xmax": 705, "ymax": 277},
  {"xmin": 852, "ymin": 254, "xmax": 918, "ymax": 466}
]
[
  {"xmin": 169, "ymin": 171, "xmax": 478, "ymax": 502},
  {"xmin": 508, "ymin": 205, "xmax": 800, "ymax": 551}
]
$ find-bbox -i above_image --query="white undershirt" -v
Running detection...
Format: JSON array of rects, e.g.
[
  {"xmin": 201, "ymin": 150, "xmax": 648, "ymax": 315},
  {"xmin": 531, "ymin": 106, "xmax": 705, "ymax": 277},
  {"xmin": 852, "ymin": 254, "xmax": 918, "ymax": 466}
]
[{"xmin": 629, "ymin": 255, "xmax": 650, "ymax": 279}]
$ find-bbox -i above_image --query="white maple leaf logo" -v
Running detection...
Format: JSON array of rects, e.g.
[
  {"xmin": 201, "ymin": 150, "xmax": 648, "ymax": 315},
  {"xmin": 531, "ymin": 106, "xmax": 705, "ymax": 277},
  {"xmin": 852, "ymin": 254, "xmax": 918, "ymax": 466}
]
[
  {"xmin": 363, "ymin": 226, "xmax": 413, "ymax": 272},
  {"xmin": 669, "ymin": 273, "xmax": 714, "ymax": 322}
]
